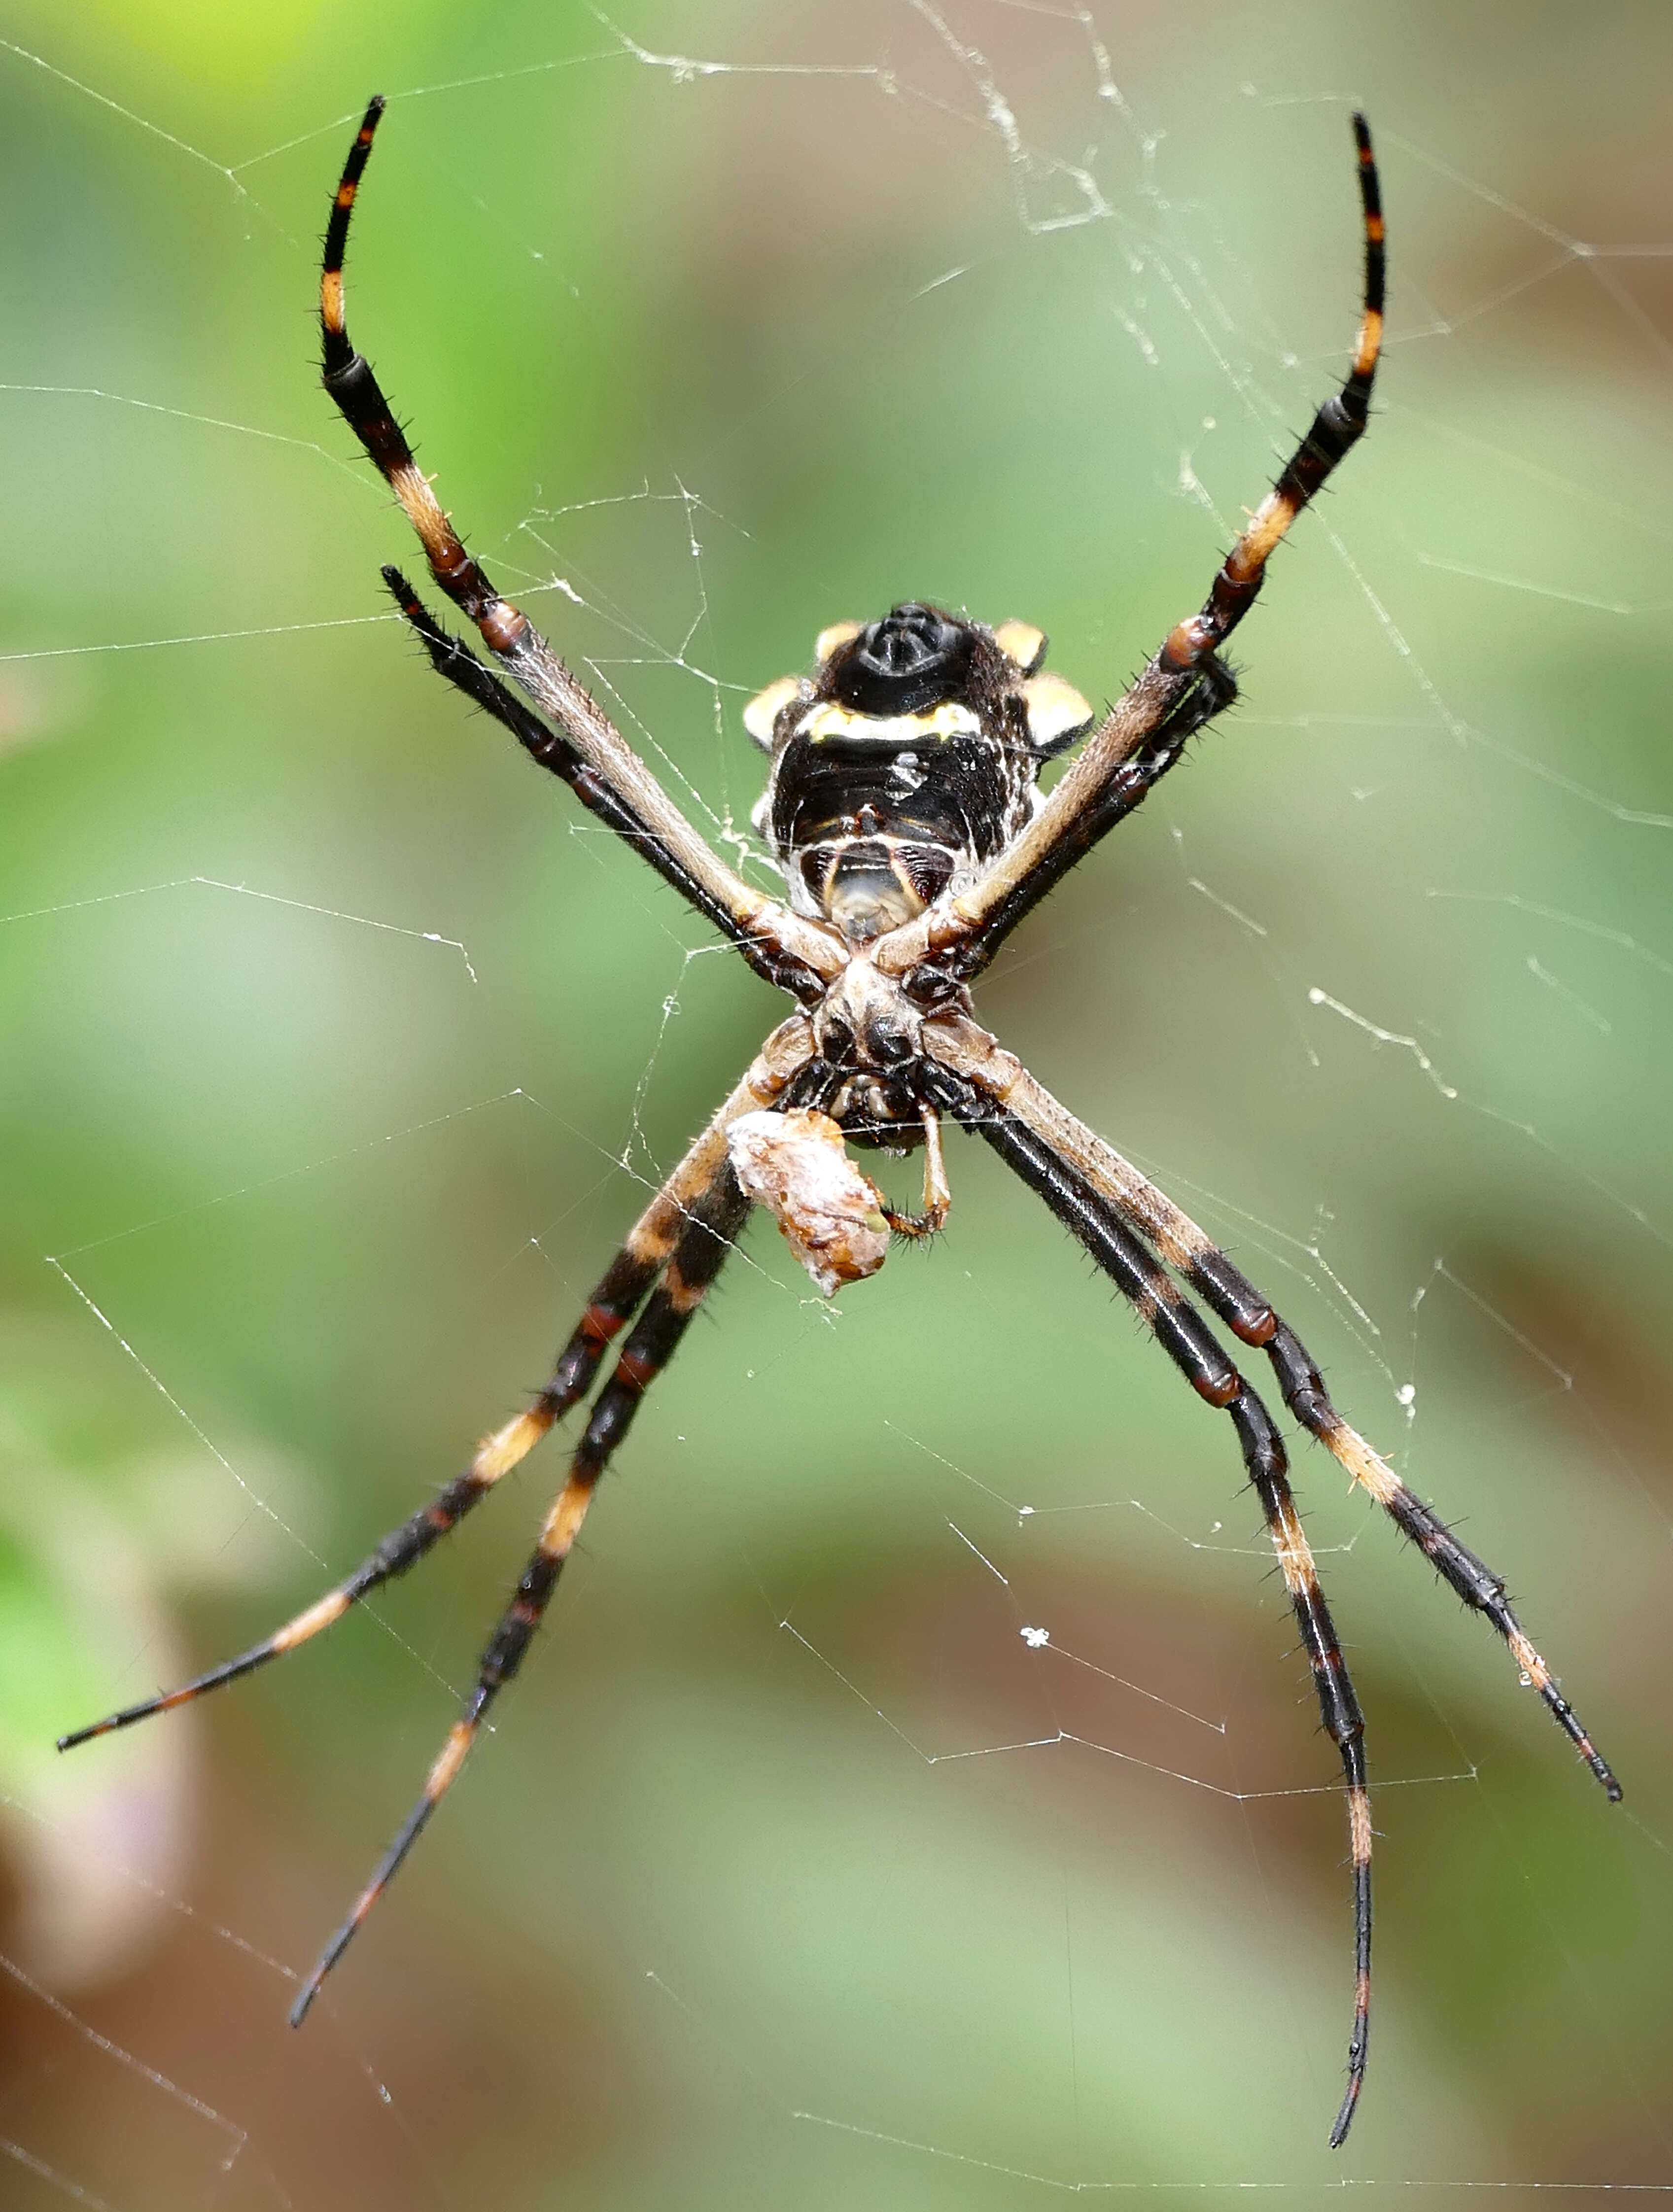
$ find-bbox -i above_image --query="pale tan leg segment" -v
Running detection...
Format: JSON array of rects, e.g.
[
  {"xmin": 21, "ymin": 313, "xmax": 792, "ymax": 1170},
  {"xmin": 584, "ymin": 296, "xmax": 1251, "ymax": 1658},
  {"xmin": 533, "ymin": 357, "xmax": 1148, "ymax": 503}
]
[{"xmin": 882, "ymin": 1106, "xmax": 951, "ymax": 1238}]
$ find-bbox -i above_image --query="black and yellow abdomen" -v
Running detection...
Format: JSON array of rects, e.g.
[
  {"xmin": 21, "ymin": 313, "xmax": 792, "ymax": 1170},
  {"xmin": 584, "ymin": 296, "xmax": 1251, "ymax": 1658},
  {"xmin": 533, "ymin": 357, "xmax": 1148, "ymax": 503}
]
[{"xmin": 745, "ymin": 604, "xmax": 1094, "ymax": 942}]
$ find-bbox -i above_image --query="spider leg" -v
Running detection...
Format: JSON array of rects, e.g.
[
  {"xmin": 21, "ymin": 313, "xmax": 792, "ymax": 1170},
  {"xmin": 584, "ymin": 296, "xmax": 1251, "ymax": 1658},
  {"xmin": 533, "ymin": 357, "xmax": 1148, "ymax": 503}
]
[
  {"xmin": 321, "ymin": 100, "xmax": 841, "ymax": 1000},
  {"xmin": 922, "ymin": 1066, "xmax": 1372, "ymax": 2146},
  {"xmin": 59, "ymin": 1022, "xmax": 812, "ymax": 1754},
  {"xmin": 876, "ymin": 114, "xmax": 1382, "ymax": 986},
  {"xmin": 931, "ymin": 656, "xmax": 1239, "ymax": 982},
  {"xmin": 290, "ymin": 1149, "xmax": 753, "ymax": 2024},
  {"xmin": 1160, "ymin": 112, "xmax": 1383, "ymax": 674},
  {"xmin": 383, "ymin": 572, "xmax": 824, "ymax": 1001},
  {"xmin": 880, "ymin": 1105, "xmax": 950, "ymax": 1238},
  {"xmin": 930, "ymin": 1019, "xmax": 1622, "ymax": 1801}
]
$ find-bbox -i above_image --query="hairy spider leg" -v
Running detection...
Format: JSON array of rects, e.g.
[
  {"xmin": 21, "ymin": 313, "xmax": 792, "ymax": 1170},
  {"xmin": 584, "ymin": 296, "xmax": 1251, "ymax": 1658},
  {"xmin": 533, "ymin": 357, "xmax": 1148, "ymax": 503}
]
[
  {"xmin": 1162, "ymin": 111, "xmax": 1384, "ymax": 673},
  {"xmin": 65, "ymin": 87, "xmax": 835, "ymax": 2005},
  {"xmin": 929, "ymin": 1021, "xmax": 1621, "ymax": 1797},
  {"xmin": 973, "ymin": 1052, "xmax": 1621, "ymax": 1798},
  {"xmin": 57, "ymin": 1061, "xmax": 796, "ymax": 1755},
  {"xmin": 876, "ymin": 114, "xmax": 1384, "ymax": 986},
  {"xmin": 321, "ymin": 96, "xmax": 524, "ymax": 653},
  {"xmin": 941, "ymin": 656, "xmax": 1239, "ymax": 982},
  {"xmin": 384, "ymin": 572, "xmax": 827, "ymax": 1003},
  {"xmin": 321, "ymin": 102, "xmax": 840, "ymax": 998},
  {"xmin": 289, "ymin": 1158, "xmax": 752, "ymax": 2024},
  {"xmin": 926, "ymin": 1072, "xmax": 1372, "ymax": 2146},
  {"xmin": 879, "ymin": 1105, "xmax": 951, "ymax": 1237}
]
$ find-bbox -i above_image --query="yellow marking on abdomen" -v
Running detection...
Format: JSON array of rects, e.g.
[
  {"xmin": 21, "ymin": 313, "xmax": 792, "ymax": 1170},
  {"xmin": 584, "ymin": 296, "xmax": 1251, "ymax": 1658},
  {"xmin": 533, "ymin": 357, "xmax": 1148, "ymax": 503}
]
[{"xmin": 802, "ymin": 699, "xmax": 982, "ymax": 745}]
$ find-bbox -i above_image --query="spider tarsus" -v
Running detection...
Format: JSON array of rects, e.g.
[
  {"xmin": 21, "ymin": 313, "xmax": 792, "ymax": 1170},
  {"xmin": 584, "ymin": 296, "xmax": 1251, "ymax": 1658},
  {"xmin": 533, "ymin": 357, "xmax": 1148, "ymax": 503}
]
[
  {"xmin": 288, "ymin": 1934, "xmax": 347, "ymax": 2029},
  {"xmin": 1576, "ymin": 1734, "xmax": 1622, "ymax": 1801},
  {"xmin": 1329, "ymin": 2078, "xmax": 1363, "ymax": 2150},
  {"xmin": 57, "ymin": 1635, "xmax": 280, "ymax": 1750},
  {"xmin": 290, "ymin": 1790, "xmax": 437, "ymax": 2029},
  {"xmin": 56, "ymin": 1719, "xmax": 108, "ymax": 1752},
  {"xmin": 58, "ymin": 1696, "xmax": 157, "ymax": 1750},
  {"xmin": 288, "ymin": 1976, "xmax": 323, "ymax": 2029}
]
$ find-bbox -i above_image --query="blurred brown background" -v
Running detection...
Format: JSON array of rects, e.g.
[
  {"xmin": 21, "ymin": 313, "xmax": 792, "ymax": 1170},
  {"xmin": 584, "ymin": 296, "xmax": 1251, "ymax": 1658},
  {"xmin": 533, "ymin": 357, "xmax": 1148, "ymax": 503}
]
[{"xmin": 0, "ymin": 1, "xmax": 1669, "ymax": 2205}]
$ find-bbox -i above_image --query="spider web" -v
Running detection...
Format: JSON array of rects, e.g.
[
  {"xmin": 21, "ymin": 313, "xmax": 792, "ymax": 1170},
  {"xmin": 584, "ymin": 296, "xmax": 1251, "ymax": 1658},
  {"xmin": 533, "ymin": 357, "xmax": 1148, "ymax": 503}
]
[{"xmin": 0, "ymin": 3, "xmax": 1669, "ymax": 2206}]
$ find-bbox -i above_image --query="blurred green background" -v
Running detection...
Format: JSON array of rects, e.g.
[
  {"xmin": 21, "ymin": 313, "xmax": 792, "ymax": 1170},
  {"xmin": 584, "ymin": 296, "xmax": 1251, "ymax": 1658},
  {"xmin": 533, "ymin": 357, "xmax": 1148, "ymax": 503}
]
[{"xmin": 0, "ymin": 1, "xmax": 1668, "ymax": 2205}]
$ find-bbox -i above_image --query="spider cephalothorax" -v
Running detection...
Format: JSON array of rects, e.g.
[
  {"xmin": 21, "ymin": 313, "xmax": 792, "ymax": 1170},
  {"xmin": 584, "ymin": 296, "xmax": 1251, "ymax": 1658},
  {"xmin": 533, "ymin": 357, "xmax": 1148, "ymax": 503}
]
[{"xmin": 60, "ymin": 102, "xmax": 1622, "ymax": 2151}]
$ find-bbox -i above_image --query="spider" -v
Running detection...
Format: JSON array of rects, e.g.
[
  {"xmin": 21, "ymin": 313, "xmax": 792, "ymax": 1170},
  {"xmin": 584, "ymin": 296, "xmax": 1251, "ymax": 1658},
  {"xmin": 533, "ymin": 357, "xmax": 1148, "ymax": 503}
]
[{"xmin": 60, "ymin": 100, "xmax": 1620, "ymax": 2147}]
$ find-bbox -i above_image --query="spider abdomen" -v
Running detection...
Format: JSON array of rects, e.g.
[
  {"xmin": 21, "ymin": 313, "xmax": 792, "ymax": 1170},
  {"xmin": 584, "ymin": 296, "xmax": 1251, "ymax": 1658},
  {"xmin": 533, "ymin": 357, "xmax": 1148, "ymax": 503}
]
[
  {"xmin": 744, "ymin": 603, "xmax": 1094, "ymax": 943},
  {"xmin": 773, "ymin": 724, "xmax": 1028, "ymax": 937}
]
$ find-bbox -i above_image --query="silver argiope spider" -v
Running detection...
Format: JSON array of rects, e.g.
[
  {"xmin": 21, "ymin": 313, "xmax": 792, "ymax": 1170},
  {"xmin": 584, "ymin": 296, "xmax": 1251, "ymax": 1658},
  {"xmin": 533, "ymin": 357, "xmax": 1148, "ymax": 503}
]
[{"xmin": 61, "ymin": 100, "xmax": 1620, "ymax": 2147}]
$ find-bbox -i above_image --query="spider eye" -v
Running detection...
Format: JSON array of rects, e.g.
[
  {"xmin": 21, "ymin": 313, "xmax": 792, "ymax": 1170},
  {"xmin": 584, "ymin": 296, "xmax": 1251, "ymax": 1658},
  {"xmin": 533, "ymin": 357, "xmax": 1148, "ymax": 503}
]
[{"xmin": 833, "ymin": 603, "xmax": 974, "ymax": 715}]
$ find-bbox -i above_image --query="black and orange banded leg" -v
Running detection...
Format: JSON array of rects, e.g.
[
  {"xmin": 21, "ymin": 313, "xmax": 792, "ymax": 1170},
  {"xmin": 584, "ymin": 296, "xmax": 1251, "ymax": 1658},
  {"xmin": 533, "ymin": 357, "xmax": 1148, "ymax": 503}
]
[
  {"xmin": 902, "ymin": 113, "xmax": 1383, "ymax": 988},
  {"xmin": 289, "ymin": 1158, "xmax": 752, "ymax": 2023},
  {"xmin": 319, "ymin": 104, "xmax": 840, "ymax": 1002},
  {"xmin": 945, "ymin": 653, "xmax": 1240, "ymax": 982},
  {"xmin": 321, "ymin": 96, "xmax": 525, "ymax": 653},
  {"xmin": 1188, "ymin": 1274, "xmax": 1621, "ymax": 1801},
  {"xmin": 1162, "ymin": 111, "xmax": 1384, "ymax": 676},
  {"xmin": 381, "ymin": 570, "xmax": 827, "ymax": 1003},
  {"xmin": 57, "ymin": 1088, "xmax": 755, "ymax": 1756},
  {"xmin": 927, "ymin": 1074, "xmax": 1374, "ymax": 2145},
  {"xmin": 980, "ymin": 1053, "xmax": 1622, "ymax": 1804}
]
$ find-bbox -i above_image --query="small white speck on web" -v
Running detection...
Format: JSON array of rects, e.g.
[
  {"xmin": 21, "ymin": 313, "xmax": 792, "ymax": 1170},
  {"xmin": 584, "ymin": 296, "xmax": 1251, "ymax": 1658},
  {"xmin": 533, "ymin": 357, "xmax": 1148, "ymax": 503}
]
[
  {"xmin": 1016, "ymin": 1504, "xmax": 1035, "ymax": 1518},
  {"xmin": 1020, "ymin": 1625, "xmax": 1050, "ymax": 1649},
  {"xmin": 1395, "ymin": 1382, "xmax": 1416, "ymax": 1407}
]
